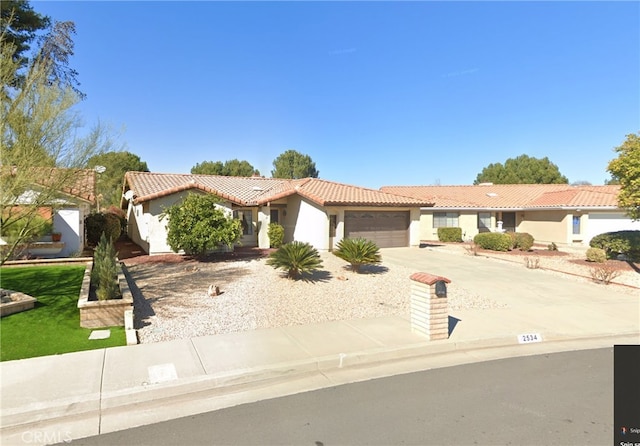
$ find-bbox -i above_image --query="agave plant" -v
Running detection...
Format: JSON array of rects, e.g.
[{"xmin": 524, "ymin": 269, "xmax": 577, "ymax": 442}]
[
  {"xmin": 333, "ymin": 237, "xmax": 381, "ymax": 273},
  {"xmin": 266, "ymin": 241, "xmax": 323, "ymax": 279}
]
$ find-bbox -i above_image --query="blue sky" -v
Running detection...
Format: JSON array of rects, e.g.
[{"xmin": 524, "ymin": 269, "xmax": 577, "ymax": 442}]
[{"xmin": 34, "ymin": 1, "xmax": 639, "ymax": 189}]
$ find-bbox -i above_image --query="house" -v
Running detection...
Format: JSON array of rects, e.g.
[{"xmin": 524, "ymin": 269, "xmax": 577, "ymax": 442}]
[
  {"xmin": 1, "ymin": 168, "xmax": 96, "ymax": 258},
  {"xmin": 121, "ymin": 172, "xmax": 433, "ymax": 255},
  {"xmin": 380, "ymin": 184, "xmax": 640, "ymax": 247}
]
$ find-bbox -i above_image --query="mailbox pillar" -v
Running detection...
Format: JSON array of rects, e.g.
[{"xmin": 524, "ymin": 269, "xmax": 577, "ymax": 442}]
[{"xmin": 409, "ymin": 272, "xmax": 450, "ymax": 340}]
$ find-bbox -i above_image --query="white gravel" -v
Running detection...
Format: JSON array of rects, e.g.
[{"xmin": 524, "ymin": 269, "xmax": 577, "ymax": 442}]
[{"xmin": 128, "ymin": 248, "xmax": 638, "ymax": 344}]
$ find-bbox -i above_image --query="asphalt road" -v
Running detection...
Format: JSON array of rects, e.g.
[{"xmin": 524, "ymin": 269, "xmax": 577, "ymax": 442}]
[{"xmin": 71, "ymin": 348, "xmax": 613, "ymax": 446}]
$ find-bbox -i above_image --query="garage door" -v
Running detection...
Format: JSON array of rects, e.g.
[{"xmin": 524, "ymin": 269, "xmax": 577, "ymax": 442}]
[
  {"xmin": 586, "ymin": 213, "xmax": 640, "ymax": 244},
  {"xmin": 344, "ymin": 211, "xmax": 409, "ymax": 248}
]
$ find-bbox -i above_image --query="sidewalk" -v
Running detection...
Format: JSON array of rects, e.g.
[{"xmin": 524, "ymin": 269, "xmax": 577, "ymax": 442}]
[{"xmin": 1, "ymin": 248, "xmax": 639, "ymax": 445}]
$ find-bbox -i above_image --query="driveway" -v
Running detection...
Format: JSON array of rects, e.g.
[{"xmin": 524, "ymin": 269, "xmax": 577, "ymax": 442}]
[{"xmin": 381, "ymin": 247, "xmax": 639, "ymax": 341}]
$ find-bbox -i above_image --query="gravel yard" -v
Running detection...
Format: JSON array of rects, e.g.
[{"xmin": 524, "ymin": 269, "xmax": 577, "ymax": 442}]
[{"xmin": 124, "ymin": 245, "xmax": 639, "ymax": 344}]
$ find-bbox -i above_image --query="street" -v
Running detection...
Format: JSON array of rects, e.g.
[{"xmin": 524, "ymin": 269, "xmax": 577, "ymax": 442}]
[{"xmin": 71, "ymin": 348, "xmax": 612, "ymax": 446}]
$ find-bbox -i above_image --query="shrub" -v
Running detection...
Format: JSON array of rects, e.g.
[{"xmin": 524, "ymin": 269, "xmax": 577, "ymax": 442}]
[
  {"xmin": 464, "ymin": 241, "xmax": 479, "ymax": 256},
  {"xmin": 268, "ymin": 222, "xmax": 285, "ymax": 248},
  {"xmin": 586, "ymin": 247, "xmax": 607, "ymax": 263},
  {"xmin": 92, "ymin": 233, "xmax": 120, "ymax": 300},
  {"xmin": 524, "ymin": 256, "xmax": 540, "ymax": 269},
  {"xmin": 506, "ymin": 232, "xmax": 535, "ymax": 251},
  {"xmin": 547, "ymin": 242, "xmax": 558, "ymax": 251},
  {"xmin": 437, "ymin": 227, "xmax": 463, "ymax": 243},
  {"xmin": 266, "ymin": 241, "xmax": 323, "ymax": 279},
  {"xmin": 589, "ymin": 230, "xmax": 640, "ymax": 261},
  {"xmin": 106, "ymin": 205, "xmax": 127, "ymax": 234},
  {"xmin": 473, "ymin": 232, "xmax": 512, "ymax": 251},
  {"xmin": 163, "ymin": 193, "xmax": 242, "ymax": 256},
  {"xmin": 515, "ymin": 233, "xmax": 535, "ymax": 251},
  {"xmin": 333, "ymin": 238, "xmax": 381, "ymax": 273},
  {"xmin": 590, "ymin": 264, "xmax": 621, "ymax": 285},
  {"xmin": 85, "ymin": 212, "xmax": 122, "ymax": 246}
]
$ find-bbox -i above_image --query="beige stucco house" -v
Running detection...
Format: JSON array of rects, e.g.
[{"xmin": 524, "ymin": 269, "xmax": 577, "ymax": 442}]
[
  {"xmin": 121, "ymin": 172, "xmax": 433, "ymax": 255},
  {"xmin": 381, "ymin": 184, "xmax": 639, "ymax": 247}
]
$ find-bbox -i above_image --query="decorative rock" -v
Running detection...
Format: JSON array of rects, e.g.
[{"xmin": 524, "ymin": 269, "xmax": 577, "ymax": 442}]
[{"xmin": 208, "ymin": 284, "xmax": 220, "ymax": 297}]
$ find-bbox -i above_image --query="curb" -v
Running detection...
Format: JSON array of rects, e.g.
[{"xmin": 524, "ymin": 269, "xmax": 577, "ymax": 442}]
[{"xmin": 2, "ymin": 331, "xmax": 637, "ymax": 439}]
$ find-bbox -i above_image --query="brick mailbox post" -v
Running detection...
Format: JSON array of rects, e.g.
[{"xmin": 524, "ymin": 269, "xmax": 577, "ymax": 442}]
[{"xmin": 409, "ymin": 272, "xmax": 450, "ymax": 340}]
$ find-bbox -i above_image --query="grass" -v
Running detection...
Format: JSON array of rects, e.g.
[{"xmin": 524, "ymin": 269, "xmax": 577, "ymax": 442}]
[{"xmin": 0, "ymin": 265, "xmax": 126, "ymax": 361}]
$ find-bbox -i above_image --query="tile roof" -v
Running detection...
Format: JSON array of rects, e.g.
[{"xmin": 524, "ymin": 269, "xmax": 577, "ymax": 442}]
[
  {"xmin": 124, "ymin": 172, "xmax": 433, "ymax": 207},
  {"xmin": 4, "ymin": 167, "xmax": 97, "ymax": 204},
  {"xmin": 380, "ymin": 184, "xmax": 621, "ymax": 209}
]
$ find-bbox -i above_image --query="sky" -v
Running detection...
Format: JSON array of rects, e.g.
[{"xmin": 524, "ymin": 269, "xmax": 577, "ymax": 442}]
[{"xmin": 33, "ymin": 1, "xmax": 640, "ymax": 189}]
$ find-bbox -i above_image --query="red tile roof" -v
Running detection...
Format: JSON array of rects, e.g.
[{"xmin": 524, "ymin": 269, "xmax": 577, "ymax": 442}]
[
  {"xmin": 124, "ymin": 172, "xmax": 433, "ymax": 207},
  {"xmin": 11, "ymin": 167, "xmax": 97, "ymax": 204},
  {"xmin": 380, "ymin": 184, "xmax": 621, "ymax": 209}
]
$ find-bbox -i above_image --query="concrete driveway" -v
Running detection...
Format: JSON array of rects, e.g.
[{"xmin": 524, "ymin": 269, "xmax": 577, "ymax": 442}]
[{"xmin": 381, "ymin": 246, "xmax": 640, "ymax": 342}]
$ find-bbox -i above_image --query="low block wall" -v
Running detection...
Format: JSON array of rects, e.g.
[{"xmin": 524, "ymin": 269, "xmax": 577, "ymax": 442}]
[{"xmin": 77, "ymin": 261, "xmax": 134, "ymax": 329}]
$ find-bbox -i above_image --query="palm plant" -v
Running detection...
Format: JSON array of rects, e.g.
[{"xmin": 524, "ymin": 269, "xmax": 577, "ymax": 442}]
[
  {"xmin": 266, "ymin": 241, "xmax": 323, "ymax": 279},
  {"xmin": 333, "ymin": 237, "xmax": 381, "ymax": 273}
]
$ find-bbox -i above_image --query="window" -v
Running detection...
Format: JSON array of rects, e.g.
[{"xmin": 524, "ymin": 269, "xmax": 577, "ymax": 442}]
[
  {"xmin": 573, "ymin": 215, "xmax": 581, "ymax": 235},
  {"xmin": 478, "ymin": 212, "xmax": 491, "ymax": 231},
  {"xmin": 329, "ymin": 215, "xmax": 337, "ymax": 237},
  {"xmin": 233, "ymin": 210, "xmax": 253, "ymax": 235},
  {"xmin": 433, "ymin": 212, "xmax": 459, "ymax": 228},
  {"xmin": 270, "ymin": 209, "xmax": 279, "ymax": 224}
]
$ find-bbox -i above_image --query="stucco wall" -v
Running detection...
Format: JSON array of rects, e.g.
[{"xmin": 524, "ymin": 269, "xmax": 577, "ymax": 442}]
[
  {"xmin": 420, "ymin": 210, "xmax": 494, "ymax": 242},
  {"xmin": 292, "ymin": 198, "xmax": 329, "ymax": 251},
  {"xmin": 517, "ymin": 210, "xmax": 567, "ymax": 244},
  {"xmin": 54, "ymin": 207, "xmax": 81, "ymax": 256},
  {"xmin": 127, "ymin": 191, "xmax": 233, "ymax": 255}
]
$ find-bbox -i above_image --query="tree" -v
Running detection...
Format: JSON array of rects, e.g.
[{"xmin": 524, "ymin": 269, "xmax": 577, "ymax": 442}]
[
  {"xmin": 163, "ymin": 193, "xmax": 242, "ymax": 256},
  {"xmin": 607, "ymin": 132, "xmax": 640, "ymax": 220},
  {"xmin": 271, "ymin": 150, "xmax": 319, "ymax": 179},
  {"xmin": 0, "ymin": 0, "xmax": 50, "ymax": 68},
  {"xmin": 1, "ymin": 15, "xmax": 114, "ymax": 265},
  {"xmin": 571, "ymin": 180, "xmax": 592, "ymax": 186},
  {"xmin": 191, "ymin": 159, "xmax": 258, "ymax": 177},
  {"xmin": 87, "ymin": 151, "xmax": 149, "ymax": 208},
  {"xmin": 474, "ymin": 155, "xmax": 568, "ymax": 185}
]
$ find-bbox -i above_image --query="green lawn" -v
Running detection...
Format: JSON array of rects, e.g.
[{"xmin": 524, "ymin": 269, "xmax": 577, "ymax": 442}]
[{"xmin": 0, "ymin": 265, "xmax": 126, "ymax": 361}]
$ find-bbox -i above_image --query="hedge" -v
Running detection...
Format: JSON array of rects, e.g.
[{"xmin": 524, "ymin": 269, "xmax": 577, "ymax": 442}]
[
  {"xmin": 437, "ymin": 227, "xmax": 463, "ymax": 243},
  {"xmin": 589, "ymin": 230, "xmax": 640, "ymax": 261},
  {"xmin": 473, "ymin": 232, "xmax": 512, "ymax": 251}
]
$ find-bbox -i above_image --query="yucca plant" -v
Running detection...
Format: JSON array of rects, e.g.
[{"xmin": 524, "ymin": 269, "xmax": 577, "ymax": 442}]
[
  {"xmin": 333, "ymin": 237, "xmax": 381, "ymax": 273},
  {"xmin": 266, "ymin": 241, "xmax": 323, "ymax": 279}
]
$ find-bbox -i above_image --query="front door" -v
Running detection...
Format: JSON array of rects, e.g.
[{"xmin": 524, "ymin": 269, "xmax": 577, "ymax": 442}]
[{"xmin": 501, "ymin": 212, "xmax": 516, "ymax": 233}]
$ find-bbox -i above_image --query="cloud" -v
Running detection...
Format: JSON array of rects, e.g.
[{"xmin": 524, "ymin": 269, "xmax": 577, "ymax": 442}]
[
  {"xmin": 329, "ymin": 48, "xmax": 357, "ymax": 56},
  {"xmin": 443, "ymin": 68, "xmax": 479, "ymax": 78}
]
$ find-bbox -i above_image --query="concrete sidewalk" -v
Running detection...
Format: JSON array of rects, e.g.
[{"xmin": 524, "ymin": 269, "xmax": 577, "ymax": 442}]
[{"xmin": 1, "ymin": 247, "xmax": 639, "ymax": 445}]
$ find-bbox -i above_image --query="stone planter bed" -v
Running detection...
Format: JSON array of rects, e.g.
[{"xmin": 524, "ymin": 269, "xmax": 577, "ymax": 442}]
[{"xmin": 77, "ymin": 261, "xmax": 134, "ymax": 329}]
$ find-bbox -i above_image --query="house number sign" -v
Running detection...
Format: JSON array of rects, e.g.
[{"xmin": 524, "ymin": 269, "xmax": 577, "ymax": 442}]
[{"xmin": 517, "ymin": 333, "xmax": 543, "ymax": 344}]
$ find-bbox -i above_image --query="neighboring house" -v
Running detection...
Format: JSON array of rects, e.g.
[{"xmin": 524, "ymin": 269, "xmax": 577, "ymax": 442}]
[
  {"xmin": 121, "ymin": 172, "xmax": 433, "ymax": 255},
  {"xmin": 1, "ymin": 168, "xmax": 96, "ymax": 257},
  {"xmin": 380, "ymin": 184, "xmax": 640, "ymax": 247}
]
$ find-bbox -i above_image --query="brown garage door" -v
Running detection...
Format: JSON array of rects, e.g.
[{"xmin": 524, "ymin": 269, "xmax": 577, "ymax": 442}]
[{"xmin": 344, "ymin": 211, "xmax": 409, "ymax": 248}]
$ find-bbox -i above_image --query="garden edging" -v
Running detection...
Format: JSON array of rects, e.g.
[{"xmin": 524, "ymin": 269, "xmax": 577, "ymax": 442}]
[{"xmin": 77, "ymin": 261, "xmax": 137, "ymax": 345}]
